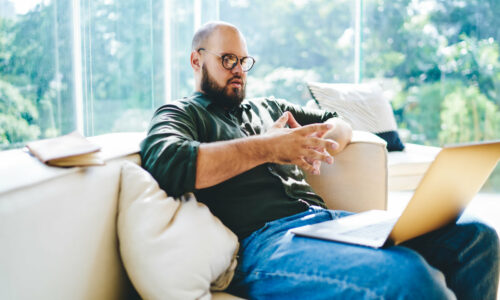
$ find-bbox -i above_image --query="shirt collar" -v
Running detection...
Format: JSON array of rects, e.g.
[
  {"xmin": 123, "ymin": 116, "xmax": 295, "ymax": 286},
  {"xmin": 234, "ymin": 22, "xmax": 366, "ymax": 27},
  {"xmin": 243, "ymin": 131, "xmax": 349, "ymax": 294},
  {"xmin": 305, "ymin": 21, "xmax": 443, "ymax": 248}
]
[{"xmin": 191, "ymin": 91, "xmax": 212, "ymax": 108}]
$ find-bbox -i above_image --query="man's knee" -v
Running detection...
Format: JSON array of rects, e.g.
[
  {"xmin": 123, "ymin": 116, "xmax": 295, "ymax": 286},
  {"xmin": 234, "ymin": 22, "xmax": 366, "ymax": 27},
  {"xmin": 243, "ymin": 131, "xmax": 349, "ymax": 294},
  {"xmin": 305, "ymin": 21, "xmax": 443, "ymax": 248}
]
[
  {"xmin": 473, "ymin": 222, "xmax": 499, "ymax": 250},
  {"xmin": 382, "ymin": 248, "xmax": 455, "ymax": 299},
  {"xmin": 459, "ymin": 221, "xmax": 499, "ymax": 261},
  {"xmin": 469, "ymin": 221, "xmax": 499, "ymax": 274}
]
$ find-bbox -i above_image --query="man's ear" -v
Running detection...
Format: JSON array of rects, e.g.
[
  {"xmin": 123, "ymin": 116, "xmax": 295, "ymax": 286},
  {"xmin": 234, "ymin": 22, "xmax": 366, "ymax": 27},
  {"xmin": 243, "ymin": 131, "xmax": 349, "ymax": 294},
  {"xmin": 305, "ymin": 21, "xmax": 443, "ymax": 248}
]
[{"xmin": 191, "ymin": 51, "xmax": 201, "ymax": 71}]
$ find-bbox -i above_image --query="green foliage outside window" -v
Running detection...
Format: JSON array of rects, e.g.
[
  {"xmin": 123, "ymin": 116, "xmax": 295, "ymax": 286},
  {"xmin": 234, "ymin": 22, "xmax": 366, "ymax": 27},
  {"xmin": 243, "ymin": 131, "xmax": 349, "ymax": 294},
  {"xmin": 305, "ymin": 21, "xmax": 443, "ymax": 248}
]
[
  {"xmin": 439, "ymin": 86, "xmax": 500, "ymax": 144},
  {"xmin": 220, "ymin": 0, "xmax": 355, "ymax": 104},
  {"xmin": 0, "ymin": 79, "xmax": 40, "ymax": 146},
  {"xmin": 363, "ymin": 0, "xmax": 500, "ymax": 146},
  {"xmin": 0, "ymin": 1, "xmax": 73, "ymax": 149}
]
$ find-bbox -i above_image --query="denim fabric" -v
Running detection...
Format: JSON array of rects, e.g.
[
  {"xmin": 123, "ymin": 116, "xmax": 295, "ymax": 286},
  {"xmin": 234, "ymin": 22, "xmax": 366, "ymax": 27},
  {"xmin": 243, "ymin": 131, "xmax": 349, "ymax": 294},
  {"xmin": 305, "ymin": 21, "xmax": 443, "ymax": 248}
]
[{"xmin": 227, "ymin": 207, "xmax": 499, "ymax": 300}]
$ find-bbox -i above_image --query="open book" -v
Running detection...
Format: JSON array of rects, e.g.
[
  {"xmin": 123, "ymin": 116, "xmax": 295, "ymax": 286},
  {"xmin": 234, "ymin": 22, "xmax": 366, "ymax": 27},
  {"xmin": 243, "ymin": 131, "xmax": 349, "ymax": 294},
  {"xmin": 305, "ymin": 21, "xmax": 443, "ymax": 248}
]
[{"xmin": 26, "ymin": 132, "xmax": 104, "ymax": 167}]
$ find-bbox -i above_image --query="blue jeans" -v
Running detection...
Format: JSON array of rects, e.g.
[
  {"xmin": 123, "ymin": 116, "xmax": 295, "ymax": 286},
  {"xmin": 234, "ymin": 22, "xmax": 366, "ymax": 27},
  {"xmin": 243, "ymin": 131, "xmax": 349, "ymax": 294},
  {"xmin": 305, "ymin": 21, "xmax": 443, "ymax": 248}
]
[{"xmin": 226, "ymin": 207, "xmax": 499, "ymax": 300}]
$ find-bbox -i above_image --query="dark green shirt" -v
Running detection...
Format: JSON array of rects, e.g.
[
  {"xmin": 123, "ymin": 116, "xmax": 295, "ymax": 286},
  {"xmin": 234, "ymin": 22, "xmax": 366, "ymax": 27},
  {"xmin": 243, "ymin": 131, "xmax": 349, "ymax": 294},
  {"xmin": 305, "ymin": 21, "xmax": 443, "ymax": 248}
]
[{"xmin": 140, "ymin": 92, "xmax": 338, "ymax": 239}]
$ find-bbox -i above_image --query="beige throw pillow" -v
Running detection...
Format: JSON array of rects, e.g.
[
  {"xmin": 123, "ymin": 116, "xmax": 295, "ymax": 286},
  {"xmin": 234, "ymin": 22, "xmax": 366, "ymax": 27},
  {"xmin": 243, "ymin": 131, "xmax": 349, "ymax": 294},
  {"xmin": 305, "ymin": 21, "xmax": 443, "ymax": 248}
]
[{"xmin": 117, "ymin": 161, "xmax": 239, "ymax": 300}]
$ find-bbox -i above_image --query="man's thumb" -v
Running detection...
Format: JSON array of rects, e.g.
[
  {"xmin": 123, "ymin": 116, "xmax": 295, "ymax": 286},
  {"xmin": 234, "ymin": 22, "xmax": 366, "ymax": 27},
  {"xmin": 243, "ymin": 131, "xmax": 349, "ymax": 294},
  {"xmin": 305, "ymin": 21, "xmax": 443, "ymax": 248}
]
[{"xmin": 272, "ymin": 112, "xmax": 289, "ymax": 128}]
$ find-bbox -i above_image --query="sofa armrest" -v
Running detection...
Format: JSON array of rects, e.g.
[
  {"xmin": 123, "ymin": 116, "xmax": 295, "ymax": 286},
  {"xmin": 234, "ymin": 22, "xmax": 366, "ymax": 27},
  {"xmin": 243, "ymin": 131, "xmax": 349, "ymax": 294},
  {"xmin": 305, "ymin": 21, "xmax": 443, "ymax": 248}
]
[{"xmin": 305, "ymin": 130, "xmax": 388, "ymax": 212}]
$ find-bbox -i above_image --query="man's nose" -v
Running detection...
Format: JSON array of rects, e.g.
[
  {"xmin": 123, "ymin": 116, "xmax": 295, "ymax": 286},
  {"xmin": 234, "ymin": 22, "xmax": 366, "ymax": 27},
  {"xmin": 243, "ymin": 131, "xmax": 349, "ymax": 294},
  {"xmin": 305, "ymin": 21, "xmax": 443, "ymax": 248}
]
[{"xmin": 231, "ymin": 60, "xmax": 244, "ymax": 75}]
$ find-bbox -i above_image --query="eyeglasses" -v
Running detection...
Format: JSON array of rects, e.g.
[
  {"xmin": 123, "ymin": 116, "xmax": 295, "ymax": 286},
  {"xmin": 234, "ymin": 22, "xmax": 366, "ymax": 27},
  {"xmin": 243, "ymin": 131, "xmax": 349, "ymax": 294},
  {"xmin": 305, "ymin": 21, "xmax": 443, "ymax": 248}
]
[{"xmin": 198, "ymin": 48, "xmax": 256, "ymax": 72}]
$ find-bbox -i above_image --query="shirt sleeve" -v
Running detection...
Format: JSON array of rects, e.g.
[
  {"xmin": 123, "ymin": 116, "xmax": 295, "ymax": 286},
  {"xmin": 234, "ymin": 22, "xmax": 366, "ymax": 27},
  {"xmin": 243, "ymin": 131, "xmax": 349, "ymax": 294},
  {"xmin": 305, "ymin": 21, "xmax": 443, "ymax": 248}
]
[
  {"xmin": 140, "ymin": 103, "xmax": 200, "ymax": 197},
  {"xmin": 270, "ymin": 97, "xmax": 338, "ymax": 125}
]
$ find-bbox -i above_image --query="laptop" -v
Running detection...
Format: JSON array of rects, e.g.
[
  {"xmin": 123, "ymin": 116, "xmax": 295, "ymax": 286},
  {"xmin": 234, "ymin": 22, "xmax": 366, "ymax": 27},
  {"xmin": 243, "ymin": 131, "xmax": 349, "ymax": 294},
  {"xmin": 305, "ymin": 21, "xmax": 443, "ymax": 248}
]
[{"xmin": 291, "ymin": 140, "xmax": 500, "ymax": 248}]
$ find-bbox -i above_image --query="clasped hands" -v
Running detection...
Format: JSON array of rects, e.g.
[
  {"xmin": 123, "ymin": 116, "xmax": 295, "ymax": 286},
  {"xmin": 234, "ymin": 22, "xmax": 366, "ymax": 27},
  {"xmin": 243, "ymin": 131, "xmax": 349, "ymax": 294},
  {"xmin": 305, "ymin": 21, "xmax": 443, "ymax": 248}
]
[{"xmin": 263, "ymin": 111, "xmax": 339, "ymax": 175}]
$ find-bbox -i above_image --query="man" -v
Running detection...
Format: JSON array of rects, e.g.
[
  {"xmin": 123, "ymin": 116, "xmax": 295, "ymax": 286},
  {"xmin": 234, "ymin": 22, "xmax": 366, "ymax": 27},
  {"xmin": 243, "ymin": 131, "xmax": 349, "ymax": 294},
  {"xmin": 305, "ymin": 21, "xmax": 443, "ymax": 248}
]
[{"xmin": 141, "ymin": 21, "xmax": 499, "ymax": 299}]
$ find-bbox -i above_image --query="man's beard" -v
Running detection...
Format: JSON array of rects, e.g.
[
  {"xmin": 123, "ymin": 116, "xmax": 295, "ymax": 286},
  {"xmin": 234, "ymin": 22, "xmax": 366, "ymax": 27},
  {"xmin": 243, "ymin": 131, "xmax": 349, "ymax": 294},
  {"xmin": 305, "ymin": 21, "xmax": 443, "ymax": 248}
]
[{"xmin": 201, "ymin": 64, "xmax": 246, "ymax": 109}]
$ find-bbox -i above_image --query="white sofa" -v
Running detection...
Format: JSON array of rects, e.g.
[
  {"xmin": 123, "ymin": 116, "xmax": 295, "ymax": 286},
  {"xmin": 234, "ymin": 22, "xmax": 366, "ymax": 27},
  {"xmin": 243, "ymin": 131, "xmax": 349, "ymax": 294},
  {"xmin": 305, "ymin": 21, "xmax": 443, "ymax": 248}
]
[{"xmin": 0, "ymin": 130, "xmax": 388, "ymax": 300}]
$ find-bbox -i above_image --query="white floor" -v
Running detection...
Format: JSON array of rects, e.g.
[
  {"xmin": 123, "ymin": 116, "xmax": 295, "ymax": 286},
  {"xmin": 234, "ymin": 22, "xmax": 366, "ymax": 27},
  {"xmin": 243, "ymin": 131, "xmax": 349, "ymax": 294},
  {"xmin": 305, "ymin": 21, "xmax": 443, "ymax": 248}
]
[{"xmin": 387, "ymin": 191, "xmax": 500, "ymax": 299}]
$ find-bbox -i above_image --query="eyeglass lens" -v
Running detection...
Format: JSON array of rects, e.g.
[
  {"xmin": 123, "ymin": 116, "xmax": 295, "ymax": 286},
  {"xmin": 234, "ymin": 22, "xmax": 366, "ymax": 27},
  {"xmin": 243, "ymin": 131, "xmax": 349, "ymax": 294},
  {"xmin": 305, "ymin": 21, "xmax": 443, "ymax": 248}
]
[{"xmin": 222, "ymin": 54, "xmax": 254, "ymax": 71}]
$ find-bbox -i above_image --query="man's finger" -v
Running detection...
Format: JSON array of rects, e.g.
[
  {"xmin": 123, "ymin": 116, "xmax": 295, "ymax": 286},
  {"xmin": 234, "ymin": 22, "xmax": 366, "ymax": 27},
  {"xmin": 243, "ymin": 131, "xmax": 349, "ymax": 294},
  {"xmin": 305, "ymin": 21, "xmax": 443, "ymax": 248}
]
[
  {"xmin": 303, "ymin": 148, "xmax": 333, "ymax": 164},
  {"xmin": 312, "ymin": 160, "xmax": 321, "ymax": 170},
  {"xmin": 286, "ymin": 111, "xmax": 301, "ymax": 129},
  {"xmin": 298, "ymin": 123, "xmax": 333, "ymax": 136},
  {"xmin": 303, "ymin": 156, "xmax": 331, "ymax": 175},
  {"xmin": 304, "ymin": 137, "xmax": 339, "ymax": 152},
  {"xmin": 271, "ymin": 112, "xmax": 289, "ymax": 129},
  {"xmin": 313, "ymin": 123, "xmax": 335, "ymax": 138},
  {"xmin": 296, "ymin": 158, "xmax": 319, "ymax": 175}
]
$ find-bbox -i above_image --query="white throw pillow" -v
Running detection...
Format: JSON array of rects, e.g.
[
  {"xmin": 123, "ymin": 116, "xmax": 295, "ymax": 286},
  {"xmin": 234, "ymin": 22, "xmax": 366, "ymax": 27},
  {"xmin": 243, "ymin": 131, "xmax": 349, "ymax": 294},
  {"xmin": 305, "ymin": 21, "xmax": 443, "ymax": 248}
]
[
  {"xmin": 117, "ymin": 161, "xmax": 239, "ymax": 300},
  {"xmin": 308, "ymin": 82, "xmax": 405, "ymax": 151}
]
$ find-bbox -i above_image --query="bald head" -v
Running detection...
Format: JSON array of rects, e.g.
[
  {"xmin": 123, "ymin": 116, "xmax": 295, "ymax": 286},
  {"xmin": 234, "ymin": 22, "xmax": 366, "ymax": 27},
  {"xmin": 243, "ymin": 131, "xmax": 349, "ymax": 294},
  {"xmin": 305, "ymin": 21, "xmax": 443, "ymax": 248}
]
[
  {"xmin": 190, "ymin": 21, "xmax": 249, "ymax": 107},
  {"xmin": 191, "ymin": 21, "xmax": 244, "ymax": 51}
]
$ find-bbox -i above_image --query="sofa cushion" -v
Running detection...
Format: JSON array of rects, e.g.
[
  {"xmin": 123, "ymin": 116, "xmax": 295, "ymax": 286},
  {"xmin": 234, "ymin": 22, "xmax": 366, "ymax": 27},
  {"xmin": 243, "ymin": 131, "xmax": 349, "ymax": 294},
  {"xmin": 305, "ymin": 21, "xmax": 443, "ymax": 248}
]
[
  {"xmin": 117, "ymin": 162, "xmax": 239, "ymax": 300},
  {"xmin": 307, "ymin": 82, "xmax": 405, "ymax": 151}
]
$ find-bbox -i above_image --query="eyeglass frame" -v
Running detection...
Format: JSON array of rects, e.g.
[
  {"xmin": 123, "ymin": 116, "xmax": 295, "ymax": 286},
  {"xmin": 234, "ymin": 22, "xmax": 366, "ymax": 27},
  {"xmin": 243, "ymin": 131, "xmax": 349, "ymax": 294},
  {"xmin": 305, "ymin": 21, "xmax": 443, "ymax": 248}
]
[{"xmin": 197, "ymin": 48, "xmax": 256, "ymax": 72}]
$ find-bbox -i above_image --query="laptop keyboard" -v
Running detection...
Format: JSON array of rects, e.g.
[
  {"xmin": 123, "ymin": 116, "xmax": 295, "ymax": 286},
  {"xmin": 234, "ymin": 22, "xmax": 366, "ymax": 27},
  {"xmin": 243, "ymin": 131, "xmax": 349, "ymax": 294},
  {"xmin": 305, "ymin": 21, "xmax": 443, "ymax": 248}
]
[{"xmin": 339, "ymin": 220, "xmax": 395, "ymax": 240}]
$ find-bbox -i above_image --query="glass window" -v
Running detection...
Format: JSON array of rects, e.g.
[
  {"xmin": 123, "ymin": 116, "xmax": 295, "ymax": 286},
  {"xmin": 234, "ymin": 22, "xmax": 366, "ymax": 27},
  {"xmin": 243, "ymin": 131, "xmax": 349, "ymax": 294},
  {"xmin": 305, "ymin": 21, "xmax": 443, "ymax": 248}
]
[
  {"xmin": 0, "ymin": 0, "xmax": 165, "ymax": 149},
  {"xmin": 79, "ymin": 0, "xmax": 164, "ymax": 136},
  {"xmin": 1, "ymin": 0, "xmax": 356, "ymax": 148},
  {"xmin": 220, "ymin": 0, "xmax": 356, "ymax": 105},
  {"xmin": 363, "ymin": 0, "xmax": 500, "ymax": 146},
  {"xmin": 169, "ymin": 0, "xmax": 196, "ymax": 101},
  {"xmin": 0, "ymin": 0, "xmax": 74, "ymax": 150}
]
